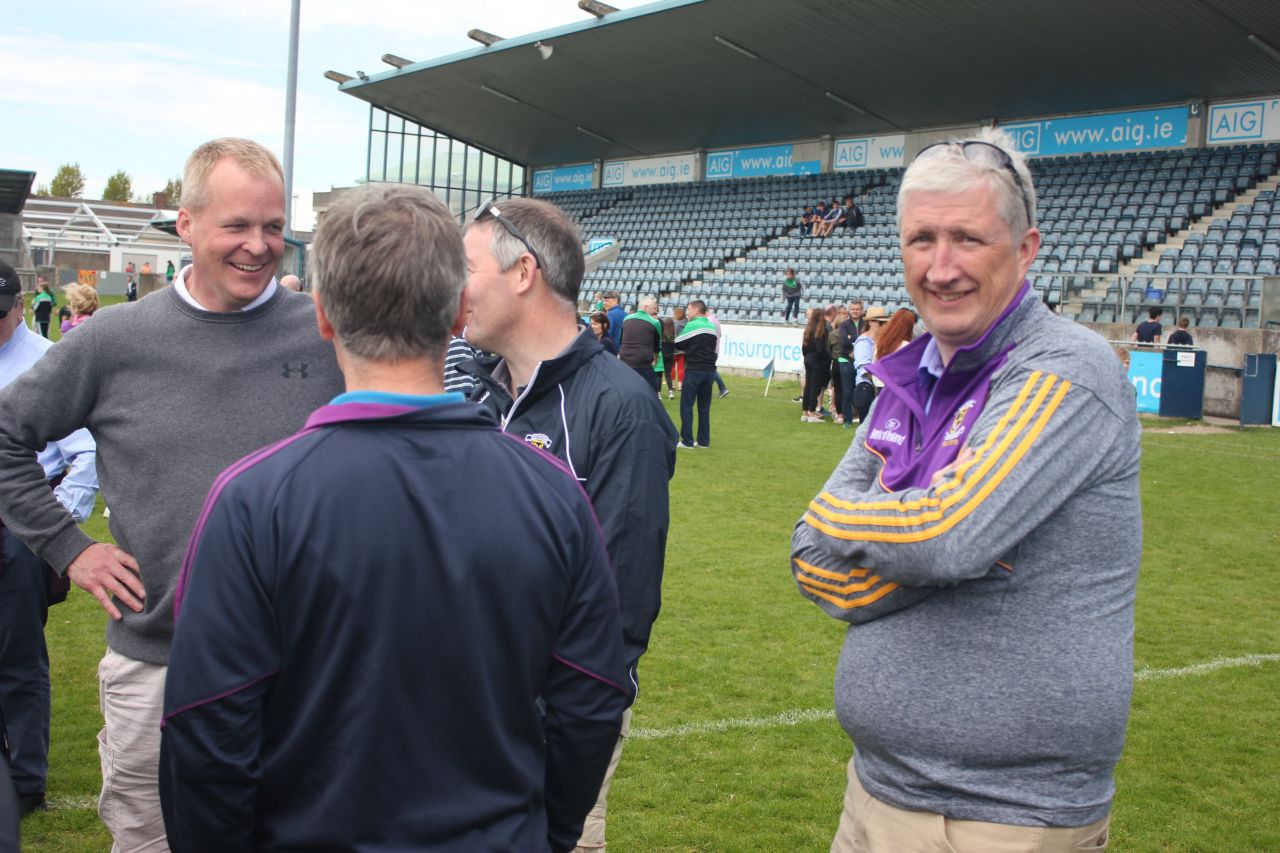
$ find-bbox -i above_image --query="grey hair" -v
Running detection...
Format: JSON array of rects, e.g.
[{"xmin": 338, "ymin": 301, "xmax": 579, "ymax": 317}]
[
  {"xmin": 640, "ymin": 295, "xmax": 658, "ymax": 312},
  {"xmin": 897, "ymin": 126, "xmax": 1037, "ymax": 238},
  {"xmin": 464, "ymin": 198, "xmax": 584, "ymax": 307},
  {"xmin": 310, "ymin": 183, "xmax": 465, "ymax": 362}
]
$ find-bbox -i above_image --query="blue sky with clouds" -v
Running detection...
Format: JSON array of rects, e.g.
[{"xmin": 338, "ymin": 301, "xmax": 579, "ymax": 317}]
[{"xmin": 3, "ymin": 0, "xmax": 638, "ymax": 227}]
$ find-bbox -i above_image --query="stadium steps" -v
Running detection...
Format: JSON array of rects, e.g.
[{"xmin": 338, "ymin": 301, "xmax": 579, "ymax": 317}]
[{"xmin": 1114, "ymin": 173, "xmax": 1280, "ymax": 284}]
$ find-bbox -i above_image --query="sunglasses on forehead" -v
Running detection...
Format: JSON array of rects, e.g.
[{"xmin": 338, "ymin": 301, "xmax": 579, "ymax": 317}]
[
  {"xmin": 913, "ymin": 140, "xmax": 1034, "ymax": 227},
  {"xmin": 474, "ymin": 198, "xmax": 544, "ymax": 272}
]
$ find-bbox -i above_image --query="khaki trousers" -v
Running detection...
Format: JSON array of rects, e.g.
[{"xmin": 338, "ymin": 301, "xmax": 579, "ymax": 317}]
[
  {"xmin": 573, "ymin": 708, "xmax": 631, "ymax": 851},
  {"xmin": 97, "ymin": 648, "xmax": 170, "ymax": 852},
  {"xmin": 832, "ymin": 757, "xmax": 1110, "ymax": 853}
]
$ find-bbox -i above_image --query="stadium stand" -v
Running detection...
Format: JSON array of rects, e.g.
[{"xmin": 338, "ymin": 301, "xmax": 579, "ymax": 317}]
[{"xmin": 552, "ymin": 142, "xmax": 1280, "ymax": 329}]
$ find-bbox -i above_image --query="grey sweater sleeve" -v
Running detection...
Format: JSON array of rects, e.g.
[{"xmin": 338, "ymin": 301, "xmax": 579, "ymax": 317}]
[
  {"xmin": 790, "ymin": 420, "xmax": 934, "ymax": 622},
  {"xmin": 798, "ymin": 368, "xmax": 1131, "ymax": 586},
  {"xmin": 0, "ymin": 322, "xmax": 99, "ymax": 571}
]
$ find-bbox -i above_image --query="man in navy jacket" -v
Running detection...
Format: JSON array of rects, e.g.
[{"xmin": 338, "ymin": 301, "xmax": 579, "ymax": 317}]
[{"xmin": 159, "ymin": 183, "xmax": 630, "ymax": 852}]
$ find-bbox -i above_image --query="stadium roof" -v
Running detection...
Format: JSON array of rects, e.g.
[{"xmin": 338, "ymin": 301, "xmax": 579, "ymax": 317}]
[
  {"xmin": 0, "ymin": 170, "xmax": 36, "ymax": 215},
  {"xmin": 337, "ymin": 0, "xmax": 1280, "ymax": 167}
]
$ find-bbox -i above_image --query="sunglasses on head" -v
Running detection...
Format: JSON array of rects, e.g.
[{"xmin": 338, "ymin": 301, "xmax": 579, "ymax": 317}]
[
  {"xmin": 913, "ymin": 140, "xmax": 1033, "ymax": 227},
  {"xmin": 474, "ymin": 199, "xmax": 544, "ymax": 272}
]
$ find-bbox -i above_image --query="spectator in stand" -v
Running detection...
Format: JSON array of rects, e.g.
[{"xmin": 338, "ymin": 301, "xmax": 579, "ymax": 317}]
[
  {"xmin": 141, "ymin": 262, "xmax": 152, "ymax": 275},
  {"xmin": 812, "ymin": 201, "xmax": 828, "ymax": 234},
  {"xmin": 813, "ymin": 199, "xmax": 847, "ymax": 238},
  {"xmin": 589, "ymin": 311, "xmax": 618, "ymax": 356},
  {"xmin": 801, "ymin": 307, "xmax": 832, "ymax": 423},
  {"xmin": 781, "ymin": 267, "xmax": 803, "ymax": 324},
  {"xmin": 31, "ymin": 281, "xmax": 55, "ymax": 337},
  {"xmin": 1132, "ymin": 306, "xmax": 1162, "ymax": 344},
  {"xmin": 603, "ymin": 290, "xmax": 626, "ymax": 350},
  {"xmin": 1167, "ymin": 315, "xmax": 1193, "ymax": 346},
  {"xmin": 799, "ymin": 206, "xmax": 816, "ymax": 237},
  {"xmin": 843, "ymin": 196, "xmax": 865, "ymax": 233},
  {"xmin": 59, "ymin": 284, "xmax": 98, "ymax": 335},
  {"xmin": 661, "ymin": 315, "xmax": 678, "ymax": 399}
]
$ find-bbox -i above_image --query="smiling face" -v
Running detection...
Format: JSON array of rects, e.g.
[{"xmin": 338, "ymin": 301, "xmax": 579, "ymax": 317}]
[
  {"xmin": 900, "ymin": 184, "xmax": 1039, "ymax": 363},
  {"xmin": 176, "ymin": 157, "xmax": 285, "ymax": 312}
]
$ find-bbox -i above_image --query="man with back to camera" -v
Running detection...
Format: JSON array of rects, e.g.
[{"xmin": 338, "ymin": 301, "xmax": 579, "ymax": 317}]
[
  {"xmin": 0, "ymin": 138, "xmax": 342, "ymax": 850},
  {"xmin": 0, "ymin": 262, "xmax": 98, "ymax": 818},
  {"xmin": 459, "ymin": 197, "xmax": 676, "ymax": 852},
  {"xmin": 618, "ymin": 295, "xmax": 663, "ymax": 392},
  {"xmin": 1167, "ymin": 314, "xmax": 1193, "ymax": 346},
  {"xmin": 158, "ymin": 183, "xmax": 629, "ymax": 852},
  {"xmin": 1133, "ymin": 305, "xmax": 1163, "ymax": 344},
  {"xmin": 791, "ymin": 128, "xmax": 1140, "ymax": 852}
]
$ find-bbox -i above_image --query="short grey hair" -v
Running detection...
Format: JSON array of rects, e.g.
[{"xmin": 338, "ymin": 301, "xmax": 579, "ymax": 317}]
[
  {"xmin": 465, "ymin": 198, "xmax": 585, "ymax": 306},
  {"xmin": 310, "ymin": 183, "xmax": 465, "ymax": 362},
  {"xmin": 897, "ymin": 126, "xmax": 1037, "ymax": 238},
  {"xmin": 640, "ymin": 295, "xmax": 657, "ymax": 312}
]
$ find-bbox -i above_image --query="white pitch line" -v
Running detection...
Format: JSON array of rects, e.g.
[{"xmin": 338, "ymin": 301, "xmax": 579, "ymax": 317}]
[
  {"xmin": 629, "ymin": 653, "xmax": 1280, "ymax": 741},
  {"xmin": 43, "ymin": 654, "xmax": 1280, "ymax": 810},
  {"xmin": 1133, "ymin": 652, "xmax": 1280, "ymax": 682}
]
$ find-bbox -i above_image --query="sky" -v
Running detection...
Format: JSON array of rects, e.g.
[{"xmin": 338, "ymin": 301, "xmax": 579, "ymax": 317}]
[{"xmin": 3, "ymin": 0, "xmax": 641, "ymax": 229}]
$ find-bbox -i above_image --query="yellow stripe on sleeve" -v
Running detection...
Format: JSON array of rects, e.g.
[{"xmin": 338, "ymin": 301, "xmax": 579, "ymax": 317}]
[
  {"xmin": 804, "ymin": 378, "xmax": 1071, "ymax": 544},
  {"xmin": 809, "ymin": 374, "xmax": 1059, "ymax": 528},
  {"xmin": 798, "ymin": 576, "xmax": 901, "ymax": 610}
]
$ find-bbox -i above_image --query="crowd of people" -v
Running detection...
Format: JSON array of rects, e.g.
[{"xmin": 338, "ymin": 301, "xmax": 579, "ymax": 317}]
[
  {"xmin": 0, "ymin": 127, "xmax": 1145, "ymax": 853},
  {"xmin": 798, "ymin": 195, "xmax": 865, "ymax": 239}
]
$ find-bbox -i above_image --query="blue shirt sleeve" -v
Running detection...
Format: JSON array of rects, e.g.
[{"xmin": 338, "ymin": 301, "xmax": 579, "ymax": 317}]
[{"xmin": 46, "ymin": 428, "xmax": 98, "ymax": 522}]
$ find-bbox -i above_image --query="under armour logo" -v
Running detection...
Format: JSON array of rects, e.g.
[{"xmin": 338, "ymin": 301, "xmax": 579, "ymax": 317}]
[{"xmin": 281, "ymin": 362, "xmax": 309, "ymax": 378}]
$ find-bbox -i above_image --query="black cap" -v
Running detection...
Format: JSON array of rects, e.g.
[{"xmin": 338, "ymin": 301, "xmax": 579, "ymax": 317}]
[{"xmin": 0, "ymin": 260, "xmax": 21, "ymax": 314}]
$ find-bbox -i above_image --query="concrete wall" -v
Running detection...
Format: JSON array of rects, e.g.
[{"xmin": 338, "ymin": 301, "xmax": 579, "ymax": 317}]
[{"xmin": 1087, "ymin": 322, "xmax": 1280, "ymax": 418}]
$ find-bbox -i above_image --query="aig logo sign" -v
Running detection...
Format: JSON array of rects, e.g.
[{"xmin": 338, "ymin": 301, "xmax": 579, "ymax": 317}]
[
  {"xmin": 834, "ymin": 139, "xmax": 868, "ymax": 169},
  {"xmin": 602, "ymin": 162, "xmax": 625, "ymax": 186},
  {"xmin": 1003, "ymin": 122, "xmax": 1042, "ymax": 156},
  {"xmin": 1208, "ymin": 102, "xmax": 1267, "ymax": 142},
  {"xmin": 532, "ymin": 171, "xmax": 553, "ymax": 193},
  {"xmin": 706, "ymin": 151, "xmax": 734, "ymax": 177}
]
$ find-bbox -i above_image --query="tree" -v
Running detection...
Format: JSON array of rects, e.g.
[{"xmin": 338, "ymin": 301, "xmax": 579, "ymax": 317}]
[
  {"xmin": 103, "ymin": 170, "xmax": 133, "ymax": 203},
  {"xmin": 162, "ymin": 176, "xmax": 183, "ymax": 207},
  {"xmin": 35, "ymin": 183, "xmax": 49, "ymax": 197},
  {"xmin": 49, "ymin": 163, "xmax": 86, "ymax": 198}
]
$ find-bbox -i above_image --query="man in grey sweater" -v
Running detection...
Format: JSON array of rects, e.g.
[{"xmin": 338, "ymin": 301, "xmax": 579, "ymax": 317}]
[
  {"xmin": 0, "ymin": 138, "xmax": 341, "ymax": 850},
  {"xmin": 791, "ymin": 129, "xmax": 1140, "ymax": 852}
]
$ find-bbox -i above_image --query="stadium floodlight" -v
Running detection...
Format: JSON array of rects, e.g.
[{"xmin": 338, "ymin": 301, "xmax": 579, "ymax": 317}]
[
  {"xmin": 381, "ymin": 54, "xmax": 413, "ymax": 69},
  {"xmin": 714, "ymin": 36, "xmax": 758, "ymax": 60},
  {"xmin": 577, "ymin": 126, "xmax": 614, "ymax": 144},
  {"xmin": 481, "ymin": 84, "xmax": 521, "ymax": 104},
  {"xmin": 825, "ymin": 92, "xmax": 867, "ymax": 115},
  {"xmin": 324, "ymin": 70, "xmax": 355, "ymax": 84},
  {"xmin": 468, "ymin": 29, "xmax": 505, "ymax": 46},
  {"xmin": 579, "ymin": 0, "xmax": 619, "ymax": 18},
  {"xmin": 1248, "ymin": 34, "xmax": 1280, "ymax": 64}
]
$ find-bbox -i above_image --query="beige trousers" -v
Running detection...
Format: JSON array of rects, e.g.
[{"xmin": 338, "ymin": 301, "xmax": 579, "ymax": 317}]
[
  {"xmin": 97, "ymin": 648, "xmax": 170, "ymax": 853},
  {"xmin": 572, "ymin": 708, "xmax": 631, "ymax": 852},
  {"xmin": 832, "ymin": 757, "xmax": 1110, "ymax": 853}
]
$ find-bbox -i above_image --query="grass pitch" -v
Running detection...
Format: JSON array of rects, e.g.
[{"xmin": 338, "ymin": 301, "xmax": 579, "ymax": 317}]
[{"xmin": 20, "ymin": 376, "xmax": 1280, "ymax": 851}]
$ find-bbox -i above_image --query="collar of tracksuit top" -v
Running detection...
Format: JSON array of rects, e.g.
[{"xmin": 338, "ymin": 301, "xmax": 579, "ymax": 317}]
[
  {"xmin": 864, "ymin": 280, "xmax": 1032, "ymax": 492},
  {"xmin": 461, "ymin": 326, "xmax": 603, "ymax": 427}
]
